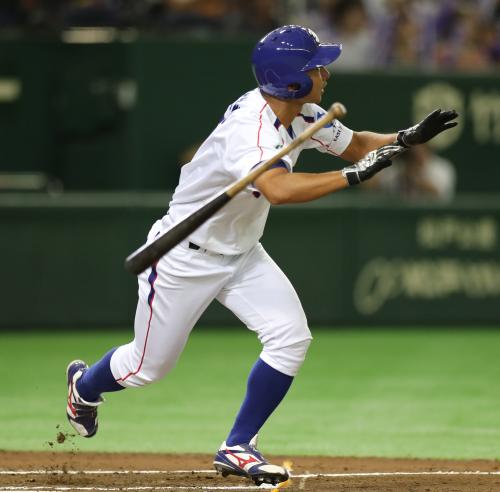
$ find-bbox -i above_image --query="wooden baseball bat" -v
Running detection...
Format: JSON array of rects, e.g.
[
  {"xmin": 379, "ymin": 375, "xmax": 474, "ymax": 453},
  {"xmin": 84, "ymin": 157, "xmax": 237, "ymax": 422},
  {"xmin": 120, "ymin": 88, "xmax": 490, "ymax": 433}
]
[{"xmin": 124, "ymin": 102, "xmax": 347, "ymax": 275}]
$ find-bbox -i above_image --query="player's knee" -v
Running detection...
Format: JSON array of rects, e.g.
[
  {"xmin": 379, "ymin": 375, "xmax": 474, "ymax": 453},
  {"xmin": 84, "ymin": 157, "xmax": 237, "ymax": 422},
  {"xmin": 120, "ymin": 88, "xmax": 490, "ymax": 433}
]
[
  {"xmin": 261, "ymin": 333, "xmax": 312, "ymax": 377},
  {"xmin": 135, "ymin": 358, "xmax": 178, "ymax": 386},
  {"xmin": 285, "ymin": 336, "xmax": 312, "ymax": 373},
  {"xmin": 114, "ymin": 349, "xmax": 178, "ymax": 388}
]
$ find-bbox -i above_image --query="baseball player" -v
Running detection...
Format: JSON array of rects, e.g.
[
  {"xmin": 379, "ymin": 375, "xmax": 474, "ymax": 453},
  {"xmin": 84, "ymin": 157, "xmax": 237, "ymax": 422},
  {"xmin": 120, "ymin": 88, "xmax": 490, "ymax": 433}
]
[{"xmin": 65, "ymin": 25, "xmax": 458, "ymax": 486}]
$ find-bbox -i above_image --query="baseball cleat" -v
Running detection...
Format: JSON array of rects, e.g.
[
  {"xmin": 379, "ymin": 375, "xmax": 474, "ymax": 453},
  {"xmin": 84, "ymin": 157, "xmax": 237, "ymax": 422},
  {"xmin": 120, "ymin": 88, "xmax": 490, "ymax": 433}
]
[
  {"xmin": 213, "ymin": 437, "xmax": 289, "ymax": 486},
  {"xmin": 66, "ymin": 360, "xmax": 103, "ymax": 438}
]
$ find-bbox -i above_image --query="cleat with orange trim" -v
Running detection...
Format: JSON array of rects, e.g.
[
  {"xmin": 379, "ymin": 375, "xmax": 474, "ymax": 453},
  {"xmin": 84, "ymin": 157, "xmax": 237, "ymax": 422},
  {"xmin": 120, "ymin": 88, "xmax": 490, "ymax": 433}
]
[
  {"xmin": 213, "ymin": 436, "xmax": 289, "ymax": 486},
  {"xmin": 66, "ymin": 360, "xmax": 103, "ymax": 438}
]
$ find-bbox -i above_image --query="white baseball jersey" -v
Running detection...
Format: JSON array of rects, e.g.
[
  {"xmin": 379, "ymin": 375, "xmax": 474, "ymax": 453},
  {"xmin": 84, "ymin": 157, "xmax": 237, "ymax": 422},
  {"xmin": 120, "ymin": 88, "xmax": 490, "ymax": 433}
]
[
  {"xmin": 112, "ymin": 89, "xmax": 353, "ymax": 387},
  {"xmin": 163, "ymin": 88, "xmax": 353, "ymax": 255}
]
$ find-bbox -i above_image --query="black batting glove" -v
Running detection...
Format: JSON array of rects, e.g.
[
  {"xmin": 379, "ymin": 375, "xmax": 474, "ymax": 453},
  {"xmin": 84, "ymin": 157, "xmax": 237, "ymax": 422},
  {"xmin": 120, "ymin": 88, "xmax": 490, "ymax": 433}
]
[
  {"xmin": 342, "ymin": 144, "xmax": 406, "ymax": 186},
  {"xmin": 397, "ymin": 108, "xmax": 458, "ymax": 147}
]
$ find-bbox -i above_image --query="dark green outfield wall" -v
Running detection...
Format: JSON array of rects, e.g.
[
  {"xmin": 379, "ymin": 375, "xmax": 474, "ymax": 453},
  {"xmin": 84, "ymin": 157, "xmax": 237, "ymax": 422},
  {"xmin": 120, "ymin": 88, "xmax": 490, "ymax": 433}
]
[
  {"xmin": 1, "ymin": 36, "xmax": 500, "ymax": 192},
  {"xmin": 1, "ymin": 36, "xmax": 499, "ymax": 327},
  {"xmin": 1, "ymin": 193, "xmax": 499, "ymax": 328}
]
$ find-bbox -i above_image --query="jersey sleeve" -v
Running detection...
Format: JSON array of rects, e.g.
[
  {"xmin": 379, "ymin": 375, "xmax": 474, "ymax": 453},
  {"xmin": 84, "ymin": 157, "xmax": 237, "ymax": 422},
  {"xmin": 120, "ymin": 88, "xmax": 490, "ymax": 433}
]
[{"xmin": 300, "ymin": 104, "xmax": 353, "ymax": 156}]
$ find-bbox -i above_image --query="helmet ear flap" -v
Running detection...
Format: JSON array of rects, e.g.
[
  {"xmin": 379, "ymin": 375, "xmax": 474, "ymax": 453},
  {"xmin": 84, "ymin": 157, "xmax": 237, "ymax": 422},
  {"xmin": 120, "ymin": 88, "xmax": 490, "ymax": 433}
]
[
  {"xmin": 256, "ymin": 69, "xmax": 313, "ymax": 100},
  {"xmin": 285, "ymin": 72, "xmax": 313, "ymax": 99}
]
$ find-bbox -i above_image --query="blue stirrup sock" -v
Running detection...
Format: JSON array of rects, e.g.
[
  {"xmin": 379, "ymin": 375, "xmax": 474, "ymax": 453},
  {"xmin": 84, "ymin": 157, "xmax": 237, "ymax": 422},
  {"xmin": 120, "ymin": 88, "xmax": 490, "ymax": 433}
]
[
  {"xmin": 226, "ymin": 358, "xmax": 294, "ymax": 446},
  {"xmin": 76, "ymin": 348, "xmax": 124, "ymax": 402}
]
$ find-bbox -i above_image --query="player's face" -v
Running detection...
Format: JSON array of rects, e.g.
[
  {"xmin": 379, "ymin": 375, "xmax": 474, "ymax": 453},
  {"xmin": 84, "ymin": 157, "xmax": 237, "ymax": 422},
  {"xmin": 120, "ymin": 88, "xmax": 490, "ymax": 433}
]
[{"xmin": 306, "ymin": 66, "xmax": 330, "ymax": 104}]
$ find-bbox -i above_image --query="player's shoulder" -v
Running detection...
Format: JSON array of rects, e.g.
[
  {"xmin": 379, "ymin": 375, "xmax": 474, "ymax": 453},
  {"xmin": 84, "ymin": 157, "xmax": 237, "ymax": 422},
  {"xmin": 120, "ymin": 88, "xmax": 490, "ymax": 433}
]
[
  {"xmin": 220, "ymin": 89, "xmax": 268, "ymax": 126},
  {"xmin": 236, "ymin": 88, "xmax": 265, "ymax": 109}
]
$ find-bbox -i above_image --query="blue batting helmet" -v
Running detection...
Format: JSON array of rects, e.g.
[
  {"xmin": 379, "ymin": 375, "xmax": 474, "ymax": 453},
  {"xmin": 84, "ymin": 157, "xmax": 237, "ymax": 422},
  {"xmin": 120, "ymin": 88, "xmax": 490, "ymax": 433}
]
[{"xmin": 251, "ymin": 25, "xmax": 342, "ymax": 100}]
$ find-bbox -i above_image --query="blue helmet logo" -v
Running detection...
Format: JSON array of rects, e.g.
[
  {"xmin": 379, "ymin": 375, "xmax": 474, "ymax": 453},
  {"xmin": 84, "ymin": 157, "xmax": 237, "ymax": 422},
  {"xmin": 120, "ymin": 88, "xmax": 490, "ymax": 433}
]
[{"xmin": 251, "ymin": 25, "xmax": 342, "ymax": 100}]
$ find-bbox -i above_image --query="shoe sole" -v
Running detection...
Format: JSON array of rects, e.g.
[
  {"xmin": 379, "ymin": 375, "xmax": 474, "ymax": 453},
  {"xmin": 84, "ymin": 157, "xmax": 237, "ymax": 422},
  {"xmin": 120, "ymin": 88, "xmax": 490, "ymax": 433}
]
[
  {"xmin": 213, "ymin": 464, "xmax": 246, "ymax": 478},
  {"xmin": 214, "ymin": 464, "xmax": 288, "ymax": 486},
  {"xmin": 251, "ymin": 473, "xmax": 288, "ymax": 486}
]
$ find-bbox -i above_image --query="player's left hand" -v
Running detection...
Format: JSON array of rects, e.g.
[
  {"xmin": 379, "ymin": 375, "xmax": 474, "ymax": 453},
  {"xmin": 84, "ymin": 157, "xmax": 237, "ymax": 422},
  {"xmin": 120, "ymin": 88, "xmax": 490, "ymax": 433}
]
[{"xmin": 397, "ymin": 109, "xmax": 458, "ymax": 147}]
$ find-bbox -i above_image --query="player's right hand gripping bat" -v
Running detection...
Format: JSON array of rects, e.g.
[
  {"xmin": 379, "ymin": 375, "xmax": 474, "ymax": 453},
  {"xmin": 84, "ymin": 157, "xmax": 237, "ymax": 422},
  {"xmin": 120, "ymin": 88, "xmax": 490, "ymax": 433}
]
[{"xmin": 124, "ymin": 102, "xmax": 347, "ymax": 275}]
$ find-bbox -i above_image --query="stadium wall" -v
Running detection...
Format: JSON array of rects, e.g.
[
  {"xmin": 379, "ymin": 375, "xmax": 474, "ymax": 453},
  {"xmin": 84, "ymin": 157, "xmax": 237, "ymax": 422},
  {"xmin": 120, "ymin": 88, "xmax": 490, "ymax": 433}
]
[{"xmin": 1, "ymin": 193, "xmax": 499, "ymax": 329}]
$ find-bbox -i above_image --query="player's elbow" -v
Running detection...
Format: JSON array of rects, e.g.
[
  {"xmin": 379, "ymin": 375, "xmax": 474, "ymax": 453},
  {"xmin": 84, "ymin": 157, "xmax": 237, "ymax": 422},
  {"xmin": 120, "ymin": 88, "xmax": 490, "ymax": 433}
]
[
  {"xmin": 255, "ymin": 167, "xmax": 291, "ymax": 205},
  {"xmin": 262, "ymin": 188, "xmax": 292, "ymax": 205}
]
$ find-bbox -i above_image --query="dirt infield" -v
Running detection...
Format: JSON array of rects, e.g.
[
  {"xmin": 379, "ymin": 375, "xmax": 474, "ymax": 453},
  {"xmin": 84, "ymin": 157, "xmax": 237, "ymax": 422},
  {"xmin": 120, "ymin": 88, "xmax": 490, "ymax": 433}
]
[{"xmin": 1, "ymin": 451, "xmax": 499, "ymax": 491}]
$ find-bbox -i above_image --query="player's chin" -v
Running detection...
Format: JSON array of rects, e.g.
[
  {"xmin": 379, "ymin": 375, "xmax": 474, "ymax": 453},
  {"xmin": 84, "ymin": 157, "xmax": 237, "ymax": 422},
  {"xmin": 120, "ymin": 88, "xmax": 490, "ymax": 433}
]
[
  {"xmin": 312, "ymin": 92, "xmax": 323, "ymax": 104},
  {"xmin": 314, "ymin": 87, "xmax": 325, "ymax": 103},
  {"xmin": 299, "ymin": 90, "xmax": 322, "ymax": 105}
]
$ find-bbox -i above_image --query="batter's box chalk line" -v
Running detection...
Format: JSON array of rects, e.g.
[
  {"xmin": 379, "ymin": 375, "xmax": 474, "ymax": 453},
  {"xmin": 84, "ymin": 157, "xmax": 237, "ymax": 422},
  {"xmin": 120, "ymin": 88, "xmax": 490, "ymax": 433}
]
[
  {"xmin": 1, "ymin": 469, "xmax": 500, "ymax": 477},
  {"xmin": 1, "ymin": 469, "xmax": 500, "ymax": 492},
  {"xmin": 0, "ymin": 488, "xmax": 262, "ymax": 491}
]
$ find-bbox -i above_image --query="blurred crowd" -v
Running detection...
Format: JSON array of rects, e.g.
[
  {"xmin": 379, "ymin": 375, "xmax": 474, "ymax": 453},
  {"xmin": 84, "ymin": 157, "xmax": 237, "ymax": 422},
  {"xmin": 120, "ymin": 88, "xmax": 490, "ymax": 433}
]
[
  {"xmin": 0, "ymin": 0, "xmax": 280, "ymax": 34},
  {"xmin": 291, "ymin": 0, "xmax": 500, "ymax": 71},
  {"xmin": 1, "ymin": 0, "xmax": 499, "ymax": 71},
  {"xmin": 365, "ymin": 145, "xmax": 457, "ymax": 202}
]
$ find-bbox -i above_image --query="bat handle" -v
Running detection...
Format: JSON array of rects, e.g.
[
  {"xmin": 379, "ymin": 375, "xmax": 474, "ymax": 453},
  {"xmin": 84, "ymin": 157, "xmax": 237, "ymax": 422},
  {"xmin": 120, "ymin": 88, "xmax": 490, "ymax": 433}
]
[{"xmin": 124, "ymin": 192, "xmax": 231, "ymax": 275}]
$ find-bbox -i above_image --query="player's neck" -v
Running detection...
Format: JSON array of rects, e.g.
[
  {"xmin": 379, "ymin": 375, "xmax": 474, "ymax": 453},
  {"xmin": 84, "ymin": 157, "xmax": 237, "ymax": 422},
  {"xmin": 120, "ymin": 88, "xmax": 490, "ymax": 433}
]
[{"xmin": 262, "ymin": 93, "xmax": 303, "ymax": 129}]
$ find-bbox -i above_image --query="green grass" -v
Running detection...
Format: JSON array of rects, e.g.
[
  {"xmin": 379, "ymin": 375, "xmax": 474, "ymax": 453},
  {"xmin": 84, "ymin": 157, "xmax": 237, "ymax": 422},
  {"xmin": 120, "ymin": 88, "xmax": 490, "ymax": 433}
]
[{"xmin": 1, "ymin": 328, "xmax": 499, "ymax": 459}]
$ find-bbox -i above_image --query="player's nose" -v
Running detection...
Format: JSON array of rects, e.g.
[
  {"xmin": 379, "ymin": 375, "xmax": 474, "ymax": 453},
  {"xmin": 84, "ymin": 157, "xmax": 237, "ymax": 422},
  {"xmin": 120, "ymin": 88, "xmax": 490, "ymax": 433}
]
[{"xmin": 320, "ymin": 66, "xmax": 330, "ymax": 81}]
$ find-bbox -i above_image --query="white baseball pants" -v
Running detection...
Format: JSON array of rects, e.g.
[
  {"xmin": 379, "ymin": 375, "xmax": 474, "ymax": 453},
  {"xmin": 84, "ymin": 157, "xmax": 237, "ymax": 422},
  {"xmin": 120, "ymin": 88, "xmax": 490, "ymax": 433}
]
[{"xmin": 110, "ymin": 221, "xmax": 312, "ymax": 388}]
